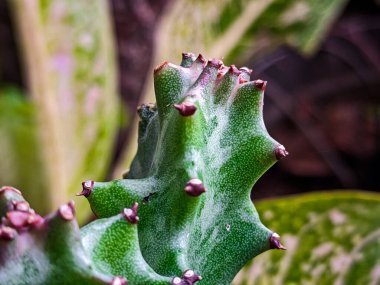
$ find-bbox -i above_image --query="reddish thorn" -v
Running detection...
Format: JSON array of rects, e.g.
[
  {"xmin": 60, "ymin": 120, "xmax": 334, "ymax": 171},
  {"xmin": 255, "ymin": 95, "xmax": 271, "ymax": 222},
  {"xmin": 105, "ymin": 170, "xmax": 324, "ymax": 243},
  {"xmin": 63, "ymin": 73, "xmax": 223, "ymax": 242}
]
[
  {"xmin": 269, "ymin": 232, "xmax": 286, "ymax": 250},
  {"xmin": 174, "ymin": 102, "xmax": 197, "ymax": 117},
  {"xmin": 12, "ymin": 201, "xmax": 30, "ymax": 212},
  {"xmin": 208, "ymin": 58, "xmax": 223, "ymax": 68},
  {"xmin": 122, "ymin": 202, "xmax": 139, "ymax": 224},
  {"xmin": 217, "ymin": 66, "xmax": 229, "ymax": 78},
  {"xmin": 172, "ymin": 270, "xmax": 202, "ymax": 285},
  {"xmin": 240, "ymin": 67, "xmax": 253, "ymax": 74},
  {"xmin": 228, "ymin": 65, "xmax": 241, "ymax": 76},
  {"xmin": 154, "ymin": 61, "xmax": 168, "ymax": 73},
  {"xmin": 111, "ymin": 276, "xmax": 128, "ymax": 285},
  {"xmin": 274, "ymin": 145, "xmax": 289, "ymax": 160},
  {"xmin": 77, "ymin": 180, "xmax": 94, "ymax": 197},
  {"xmin": 30, "ymin": 214, "xmax": 44, "ymax": 228},
  {"xmin": 0, "ymin": 225, "xmax": 16, "ymax": 240},
  {"xmin": 239, "ymin": 77, "xmax": 248, "ymax": 84},
  {"xmin": 253, "ymin": 79, "xmax": 267, "ymax": 91},
  {"xmin": 182, "ymin": 52, "xmax": 195, "ymax": 59},
  {"xmin": 58, "ymin": 202, "xmax": 75, "ymax": 221},
  {"xmin": 172, "ymin": 277, "xmax": 182, "ymax": 285},
  {"xmin": 0, "ymin": 186, "xmax": 21, "ymax": 195},
  {"xmin": 6, "ymin": 211, "xmax": 34, "ymax": 228},
  {"xmin": 185, "ymin": 179, "xmax": 206, "ymax": 197},
  {"xmin": 195, "ymin": 54, "xmax": 206, "ymax": 64}
]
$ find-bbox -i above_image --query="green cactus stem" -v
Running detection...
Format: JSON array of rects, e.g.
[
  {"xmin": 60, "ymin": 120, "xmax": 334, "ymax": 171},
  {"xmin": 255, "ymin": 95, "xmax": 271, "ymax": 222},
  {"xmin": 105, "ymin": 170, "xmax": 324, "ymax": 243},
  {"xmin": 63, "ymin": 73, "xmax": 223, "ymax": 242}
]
[{"xmin": 0, "ymin": 53, "xmax": 287, "ymax": 285}]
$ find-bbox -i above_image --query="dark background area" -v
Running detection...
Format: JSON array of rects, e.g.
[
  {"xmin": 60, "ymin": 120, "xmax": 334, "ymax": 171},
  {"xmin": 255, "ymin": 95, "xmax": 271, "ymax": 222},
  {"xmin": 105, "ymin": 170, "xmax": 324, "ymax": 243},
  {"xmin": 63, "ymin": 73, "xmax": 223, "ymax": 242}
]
[{"xmin": 253, "ymin": 0, "xmax": 380, "ymax": 198}]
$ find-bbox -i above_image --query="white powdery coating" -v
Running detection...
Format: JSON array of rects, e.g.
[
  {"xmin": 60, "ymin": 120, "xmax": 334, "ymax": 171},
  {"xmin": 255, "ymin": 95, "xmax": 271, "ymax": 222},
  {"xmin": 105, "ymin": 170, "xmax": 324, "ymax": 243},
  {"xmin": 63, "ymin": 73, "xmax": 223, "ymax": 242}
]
[{"xmin": 206, "ymin": 107, "xmax": 232, "ymax": 170}]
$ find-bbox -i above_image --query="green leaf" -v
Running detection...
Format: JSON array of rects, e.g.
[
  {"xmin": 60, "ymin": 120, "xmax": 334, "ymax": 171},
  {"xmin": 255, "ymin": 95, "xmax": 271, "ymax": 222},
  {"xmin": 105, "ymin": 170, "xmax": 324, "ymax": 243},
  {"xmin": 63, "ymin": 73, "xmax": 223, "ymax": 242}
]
[
  {"xmin": 4, "ymin": 1, "xmax": 119, "ymax": 222},
  {"xmin": 233, "ymin": 191, "xmax": 380, "ymax": 285},
  {"xmin": 156, "ymin": 0, "xmax": 348, "ymax": 64}
]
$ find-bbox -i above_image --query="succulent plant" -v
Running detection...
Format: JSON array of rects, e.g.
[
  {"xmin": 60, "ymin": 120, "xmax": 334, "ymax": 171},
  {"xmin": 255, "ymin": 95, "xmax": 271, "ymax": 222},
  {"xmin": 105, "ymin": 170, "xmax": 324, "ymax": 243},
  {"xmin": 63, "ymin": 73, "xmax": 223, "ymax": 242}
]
[{"xmin": 0, "ymin": 53, "xmax": 288, "ymax": 285}]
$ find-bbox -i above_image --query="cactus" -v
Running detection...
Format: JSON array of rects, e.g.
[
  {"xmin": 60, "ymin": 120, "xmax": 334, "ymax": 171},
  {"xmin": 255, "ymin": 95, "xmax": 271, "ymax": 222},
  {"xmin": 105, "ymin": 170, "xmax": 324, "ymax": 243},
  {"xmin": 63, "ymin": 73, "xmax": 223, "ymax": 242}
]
[{"xmin": 0, "ymin": 53, "xmax": 288, "ymax": 285}]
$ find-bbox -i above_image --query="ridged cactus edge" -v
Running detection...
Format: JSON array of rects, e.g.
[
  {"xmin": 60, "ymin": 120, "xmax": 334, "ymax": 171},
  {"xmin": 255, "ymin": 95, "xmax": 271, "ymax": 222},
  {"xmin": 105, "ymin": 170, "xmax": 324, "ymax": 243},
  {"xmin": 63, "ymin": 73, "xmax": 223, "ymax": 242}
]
[{"xmin": 0, "ymin": 53, "xmax": 288, "ymax": 285}]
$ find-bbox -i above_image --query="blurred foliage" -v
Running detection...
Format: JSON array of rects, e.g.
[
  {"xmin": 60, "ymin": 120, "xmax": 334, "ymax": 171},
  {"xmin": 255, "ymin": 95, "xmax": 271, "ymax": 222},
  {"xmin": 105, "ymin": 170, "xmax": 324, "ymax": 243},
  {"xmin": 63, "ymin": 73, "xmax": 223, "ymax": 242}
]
[
  {"xmin": 233, "ymin": 191, "xmax": 380, "ymax": 285},
  {"xmin": 0, "ymin": 1, "xmax": 119, "ymax": 222},
  {"xmin": 156, "ymin": 0, "xmax": 348, "ymax": 65}
]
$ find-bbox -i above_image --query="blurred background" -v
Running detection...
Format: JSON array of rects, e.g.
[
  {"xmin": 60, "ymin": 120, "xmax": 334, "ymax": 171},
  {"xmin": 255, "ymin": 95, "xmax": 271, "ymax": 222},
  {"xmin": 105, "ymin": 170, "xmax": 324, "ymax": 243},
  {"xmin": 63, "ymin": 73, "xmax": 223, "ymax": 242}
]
[{"xmin": 0, "ymin": 0, "xmax": 379, "ymax": 284}]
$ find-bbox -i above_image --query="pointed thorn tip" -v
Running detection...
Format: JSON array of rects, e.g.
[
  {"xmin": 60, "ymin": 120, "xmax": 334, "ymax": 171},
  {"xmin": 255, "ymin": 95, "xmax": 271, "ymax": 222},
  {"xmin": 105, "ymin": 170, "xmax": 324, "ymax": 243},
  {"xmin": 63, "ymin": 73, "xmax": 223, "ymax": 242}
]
[
  {"xmin": 122, "ymin": 202, "xmax": 139, "ymax": 224},
  {"xmin": 0, "ymin": 186, "xmax": 22, "ymax": 195},
  {"xmin": 239, "ymin": 77, "xmax": 248, "ymax": 84},
  {"xmin": 111, "ymin": 276, "xmax": 128, "ymax": 285},
  {"xmin": 172, "ymin": 270, "xmax": 202, "ymax": 284},
  {"xmin": 228, "ymin": 65, "xmax": 242, "ymax": 76},
  {"xmin": 208, "ymin": 58, "xmax": 223, "ymax": 68},
  {"xmin": 275, "ymin": 145, "xmax": 289, "ymax": 160},
  {"xmin": 12, "ymin": 201, "xmax": 30, "ymax": 212},
  {"xmin": 253, "ymin": 79, "xmax": 267, "ymax": 91},
  {"xmin": 196, "ymin": 54, "xmax": 206, "ymax": 64},
  {"xmin": 6, "ymin": 211, "xmax": 36, "ymax": 229},
  {"xmin": 154, "ymin": 61, "xmax": 169, "ymax": 73},
  {"xmin": 182, "ymin": 52, "xmax": 195, "ymax": 59},
  {"xmin": 59, "ymin": 203, "xmax": 75, "ymax": 221},
  {"xmin": 185, "ymin": 179, "xmax": 206, "ymax": 197},
  {"xmin": 79, "ymin": 180, "xmax": 94, "ymax": 197},
  {"xmin": 174, "ymin": 102, "xmax": 197, "ymax": 117},
  {"xmin": 270, "ymin": 232, "xmax": 286, "ymax": 250},
  {"xmin": 0, "ymin": 225, "xmax": 16, "ymax": 240},
  {"xmin": 240, "ymin": 67, "xmax": 253, "ymax": 74}
]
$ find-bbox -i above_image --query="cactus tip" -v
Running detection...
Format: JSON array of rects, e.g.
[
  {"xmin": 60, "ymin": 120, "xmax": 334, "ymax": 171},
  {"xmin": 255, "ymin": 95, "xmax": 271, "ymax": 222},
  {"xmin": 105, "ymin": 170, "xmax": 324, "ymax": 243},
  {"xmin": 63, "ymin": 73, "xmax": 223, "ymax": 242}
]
[
  {"xmin": 239, "ymin": 77, "xmax": 248, "ymax": 84},
  {"xmin": 0, "ymin": 225, "xmax": 16, "ymax": 240},
  {"xmin": 269, "ymin": 232, "xmax": 286, "ymax": 250},
  {"xmin": 11, "ymin": 201, "xmax": 30, "ymax": 212},
  {"xmin": 240, "ymin": 67, "xmax": 253, "ymax": 74},
  {"xmin": 174, "ymin": 102, "xmax": 197, "ymax": 117},
  {"xmin": 274, "ymin": 145, "xmax": 289, "ymax": 160},
  {"xmin": 182, "ymin": 52, "xmax": 196, "ymax": 59},
  {"xmin": 185, "ymin": 179, "xmax": 206, "ymax": 197},
  {"xmin": 58, "ymin": 202, "xmax": 75, "ymax": 221},
  {"xmin": 77, "ymin": 180, "xmax": 94, "ymax": 197},
  {"xmin": 196, "ymin": 54, "xmax": 206, "ymax": 64},
  {"xmin": 122, "ymin": 202, "xmax": 139, "ymax": 224},
  {"xmin": 6, "ymin": 211, "xmax": 34, "ymax": 229},
  {"xmin": 208, "ymin": 58, "xmax": 223, "ymax": 68},
  {"xmin": 253, "ymin": 79, "xmax": 267, "ymax": 91},
  {"xmin": 228, "ymin": 65, "xmax": 242, "ymax": 76},
  {"xmin": 172, "ymin": 270, "xmax": 202, "ymax": 284},
  {"xmin": 154, "ymin": 61, "xmax": 169, "ymax": 74},
  {"xmin": 111, "ymin": 276, "xmax": 128, "ymax": 285},
  {"xmin": 0, "ymin": 186, "xmax": 22, "ymax": 195}
]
